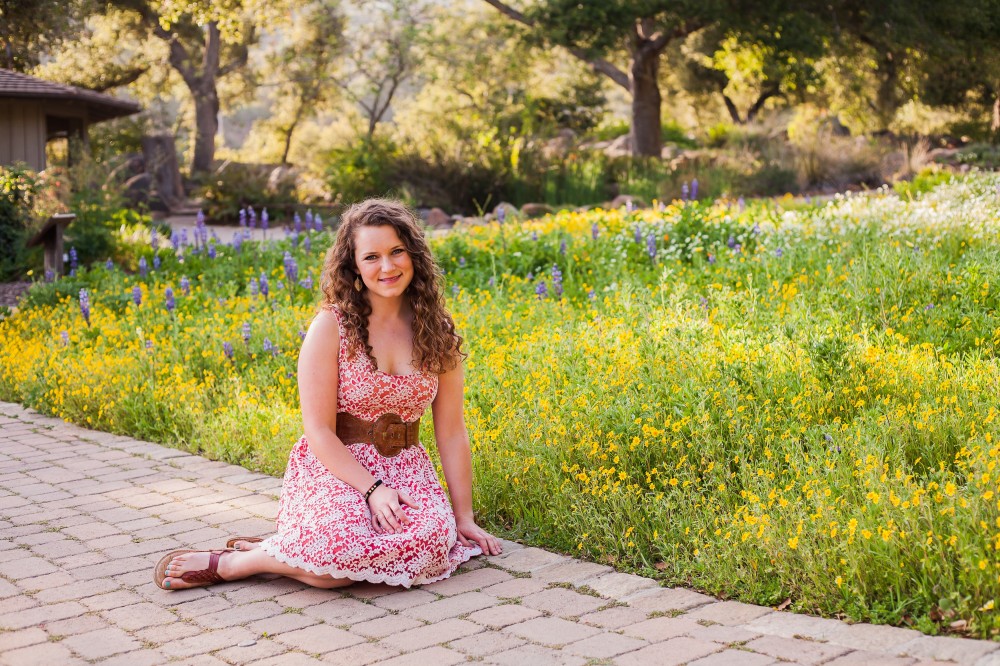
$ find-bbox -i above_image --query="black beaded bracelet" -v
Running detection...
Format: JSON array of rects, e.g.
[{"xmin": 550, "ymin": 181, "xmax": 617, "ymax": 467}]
[{"xmin": 364, "ymin": 479, "xmax": 383, "ymax": 502}]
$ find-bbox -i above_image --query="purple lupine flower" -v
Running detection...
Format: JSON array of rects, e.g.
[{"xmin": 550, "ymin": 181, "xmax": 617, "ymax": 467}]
[
  {"xmin": 299, "ymin": 330, "xmax": 307, "ymax": 340},
  {"xmin": 299, "ymin": 277, "xmax": 313, "ymax": 290},
  {"xmin": 681, "ymin": 182, "xmax": 689, "ymax": 200},
  {"xmin": 304, "ymin": 235, "xmax": 312, "ymax": 253},
  {"xmin": 196, "ymin": 208, "xmax": 205, "ymax": 225},
  {"xmin": 526, "ymin": 272, "xmax": 534, "ymax": 281},
  {"xmin": 60, "ymin": 331, "xmax": 69, "ymax": 346},
  {"xmin": 775, "ymin": 247, "xmax": 784, "ymax": 258},
  {"xmin": 587, "ymin": 289, "xmax": 596, "ymax": 300},
  {"xmin": 531, "ymin": 231, "xmax": 538, "ymax": 241},
  {"xmin": 734, "ymin": 244, "xmax": 741, "ymax": 253},
  {"xmin": 700, "ymin": 296, "xmax": 709, "ymax": 310},
  {"xmin": 458, "ymin": 257, "xmax": 466, "ymax": 268},
  {"xmin": 79, "ymin": 289, "xmax": 90, "ymax": 325},
  {"xmin": 535, "ymin": 281, "xmax": 548, "ymax": 299},
  {"xmin": 451, "ymin": 285, "xmax": 459, "ymax": 296},
  {"xmin": 497, "ymin": 206, "xmax": 506, "ymax": 225},
  {"xmin": 180, "ymin": 229, "xmax": 189, "ymax": 247},
  {"xmin": 207, "ymin": 244, "xmax": 217, "ymax": 259},
  {"xmin": 45, "ymin": 269, "xmax": 54, "ymax": 282},
  {"xmin": 294, "ymin": 212, "xmax": 302, "ymax": 234},
  {"xmin": 634, "ymin": 224, "xmax": 642, "ymax": 244},
  {"xmin": 708, "ymin": 254, "xmax": 716, "ymax": 264},
  {"xmin": 259, "ymin": 274, "xmax": 269, "ymax": 298},
  {"xmin": 242, "ymin": 322, "xmax": 251, "ymax": 345},
  {"xmin": 260, "ymin": 209, "xmax": 268, "ymax": 231},
  {"xmin": 560, "ymin": 239, "xmax": 567, "ymax": 255},
  {"xmin": 150, "ymin": 228, "xmax": 159, "ymax": 251},
  {"xmin": 106, "ymin": 258, "xmax": 114, "ymax": 270},
  {"xmin": 626, "ymin": 199, "xmax": 635, "ymax": 213},
  {"xmin": 591, "ymin": 222, "xmax": 599, "ymax": 240},
  {"xmin": 232, "ymin": 234, "xmax": 243, "ymax": 252},
  {"xmin": 139, "ymin": 256, "xmax": 148, "ymax": 277},
  {"xmin": 180, "ymin": 276, "xmax": 190, "ymax": 296},
  {"xmin": 727, "ymin": 235, "xmax": 736, "ymax": 249},
  {"xmin": 69, "ymin": 247, "xmax": 78, "ymax": 271},
  {"xmin": 132, "ymin": 285, "xmax": 142, "ymax": 306},
  {"xmin": 250, "ymin": 278, "xmax": 259, "ymax": 297},
  {"xmin": 737, "ymin": 196, "xmax": 745, "ymax": 212},
  {"xmin": 488, "ymin": 276, "xmax": 495, "ymax": 288},
  {"xmin": 752, "ymin": 223, "xmax": 761, "ymax": 235},
  {"xmin": 551, "ymin": 265, "xmax": 563, "ymax": 299},
  {"xmin": 647, "ymin": 231, "xmax": 657, "ymax": 260},
  {"xmin": 283, "ymin": 252, "xmax": 298, "ymax": 284},
  {"xmin": 165, "ymin": 287, "xmax": 175, "ymax": 313},
  {"xmin": 145, "ymin": 339, "xmax": 154, "ymax": 352},
  {"xmin": 691, "ymin": 178, "xmax": 699, "ymax": 200},
  {"xmin": 223, "ymin": 341, "xmax": 234, "ymax": 359},
  {"xmin": 263, "ymin": 338, "xmax": 274, "ymax": 354},
  {"xmin": 171, "ymin": 230, "xmax": 181, "ymax": 250},
  {"xmin": 248, "ymin": 206, "xmax": 257, "ymax": 228},
  {"xmin": 314, "ymin": 213, "xmax": 323, "ymax": 232},
  {"xmin": 239, "ymin": 208, "xmax": 247, "ymax": 227},
  {"xmin": 925, "ymin": 303, "xmax": 935, "ymax": 311},
  {"xmin": 153, "ymin": 255, "xmax": 161, "ymax": 270},
  {"xmin": 305, "ymin": 210, "xmax": 313, "ymax": 228},
  {"xmin": 290, "ymin": 230, "xmax": 299, "ymax": 246}
]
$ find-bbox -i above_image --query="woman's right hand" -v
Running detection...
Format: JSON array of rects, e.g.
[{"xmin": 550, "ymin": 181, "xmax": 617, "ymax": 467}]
[{"xmin": 368, "ymin": 484, "xmax": 422, "ymax": 534}]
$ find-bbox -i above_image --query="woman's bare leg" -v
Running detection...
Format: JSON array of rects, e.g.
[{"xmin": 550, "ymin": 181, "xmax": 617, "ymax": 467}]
[{"xmin": 163, "ymin": 548, "xmax": 353, "ymax": 590}]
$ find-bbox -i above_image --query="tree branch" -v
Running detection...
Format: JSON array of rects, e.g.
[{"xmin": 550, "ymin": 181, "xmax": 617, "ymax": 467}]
[{"xmin": 481, "ymin": 0, "xmax": 630, "ymax": 90}]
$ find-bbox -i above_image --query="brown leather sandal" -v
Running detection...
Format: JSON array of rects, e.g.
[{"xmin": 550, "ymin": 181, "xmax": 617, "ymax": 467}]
[
  {"xmin": 154, "ymin": 549, "xmax": 231, "ymax": 590},
  {"xmin": 225, "ymin": 536, "xmax": 264, "ymax": 549}
]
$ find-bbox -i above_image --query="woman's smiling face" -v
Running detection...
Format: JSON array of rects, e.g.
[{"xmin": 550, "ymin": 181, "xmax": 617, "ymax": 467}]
[{"xmin": 353, "ymin": 225, "xmax": 414, "ymax": 298}]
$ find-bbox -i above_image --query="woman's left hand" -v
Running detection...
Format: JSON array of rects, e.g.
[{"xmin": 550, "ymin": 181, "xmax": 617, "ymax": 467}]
[{"xmin": 456, "ymin": 517, "xmax": 503, "ymax": 556}]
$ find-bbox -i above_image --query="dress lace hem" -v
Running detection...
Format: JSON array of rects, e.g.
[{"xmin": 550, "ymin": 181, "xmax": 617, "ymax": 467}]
[{"xmin": 258, "ymin": 538, "xmax": 482, "ymax": 588}]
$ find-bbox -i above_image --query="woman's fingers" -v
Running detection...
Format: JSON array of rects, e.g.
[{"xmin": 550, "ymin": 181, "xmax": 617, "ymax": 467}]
[{"xmin": 398, "ymin": 490, "xmax": 422, "ymax": 510}]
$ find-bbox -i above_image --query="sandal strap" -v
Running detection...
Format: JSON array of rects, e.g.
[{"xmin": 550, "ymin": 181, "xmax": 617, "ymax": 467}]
[{"xmin": 179, "ymin": 550, "xmax": 226, "ymax": 585}]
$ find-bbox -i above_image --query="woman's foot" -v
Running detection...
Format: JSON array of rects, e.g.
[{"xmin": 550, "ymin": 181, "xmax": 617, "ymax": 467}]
[
  {"xmin": 226, "ymin": 536, "xmax": 264, "ymax": 551},
  {"xmin": 158, "ymin": 550, "xmax": 238, "ymax": 590}
]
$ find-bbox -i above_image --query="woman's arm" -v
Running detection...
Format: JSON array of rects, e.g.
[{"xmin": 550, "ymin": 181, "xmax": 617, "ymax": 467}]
[
  {"xmin": 431, "ymin": 360, "xmax": 502, "ymax": 555},
  {"xmin": 298, "ymin": 310, "xmax": 377, "ymax": 494}
]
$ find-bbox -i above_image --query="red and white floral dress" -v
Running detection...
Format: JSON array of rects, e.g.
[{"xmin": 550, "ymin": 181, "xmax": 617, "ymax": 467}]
[{"xmin": 259, "ymin": 305, "xmax": 481, "ymax": 587}]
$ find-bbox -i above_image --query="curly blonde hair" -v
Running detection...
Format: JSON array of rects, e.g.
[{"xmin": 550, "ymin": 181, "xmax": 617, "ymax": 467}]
[{"xmin": 320, "ymin": 198, "xmax": 465, "ymax": 375}]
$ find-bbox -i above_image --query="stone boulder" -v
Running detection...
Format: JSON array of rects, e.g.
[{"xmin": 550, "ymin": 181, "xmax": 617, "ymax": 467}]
[
  {"xmin": 425, "ymin": 207, "xmax": 452, "ymax": 229},
  {"xmin": 609, "ymin": 194, "xmax": 648, "ymax": 210},
  {"xmin": 520, "ymin": 203, "xmax": 554, "ymax": 218},
  {"xmin": 493, "ymin": 202, "xmax": 519, "ymax": 221}
]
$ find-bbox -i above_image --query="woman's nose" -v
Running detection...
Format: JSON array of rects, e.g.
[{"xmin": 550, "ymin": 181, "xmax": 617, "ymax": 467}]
[{"xmin": 380, "ymin": 256, "xmax": 394, "ymax": 271}]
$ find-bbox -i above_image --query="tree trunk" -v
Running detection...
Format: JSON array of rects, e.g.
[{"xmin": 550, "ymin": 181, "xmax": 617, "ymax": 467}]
[
  {"xmin": 992, "ymin": 92, "xmax": 1000, "ymax": 134},
  {"xmin": 630, "ymin": 49, "xmax": 662, "ymax": 157},
  {"xmin": 191, "ymin": 87, "xmax": 219, "ymax": 175},
  {"xmin": 722, "ymin": 94, "xmax": 743, "ymax": 124}
]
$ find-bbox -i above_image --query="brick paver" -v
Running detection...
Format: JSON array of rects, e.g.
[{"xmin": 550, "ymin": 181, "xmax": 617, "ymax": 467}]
[{"xmin": 3, "ymin": 400, "xmax": 1000, "ymax": 666}]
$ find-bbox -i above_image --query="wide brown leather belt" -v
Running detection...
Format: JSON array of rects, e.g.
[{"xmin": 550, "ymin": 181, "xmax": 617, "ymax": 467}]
[{"xmin": 336, "ymin": 412, "xmax": 420, "ymax": 458}]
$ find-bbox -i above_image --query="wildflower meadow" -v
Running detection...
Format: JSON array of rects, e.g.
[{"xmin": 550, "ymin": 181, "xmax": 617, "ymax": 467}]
[{"xmin": 3, "ymin": 174, "xmax": 1000, "ymax": 637}]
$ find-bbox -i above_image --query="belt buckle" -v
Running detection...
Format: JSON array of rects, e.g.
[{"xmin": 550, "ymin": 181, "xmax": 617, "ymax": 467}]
[{"xmin": 373, "ymin": 413, "xmax": 407, "ymax": 457}]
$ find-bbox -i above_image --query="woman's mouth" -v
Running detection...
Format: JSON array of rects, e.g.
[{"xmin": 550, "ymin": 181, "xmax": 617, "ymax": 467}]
[{"xmin": 380, "ymin": 275, "xmax": 401, "ymax": 284}]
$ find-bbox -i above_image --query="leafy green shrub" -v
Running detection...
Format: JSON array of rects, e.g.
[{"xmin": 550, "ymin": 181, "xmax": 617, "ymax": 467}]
[
  {"xmin": 197, "ymin": 161, "xmax": 300, "ymax": 223},
  {"xmin": 324, "ymin": 137, "xmax": 398, "ymax": 205},
  {"xmin": 894, "ymin": 168, "xmax": 955, "ymax": 199},
  {"xmin": 662, "ymin": 120, "xmax": 697, "ymax": 148},
  {"xmin": 952, "ymin": 143, "xmax": 1000, "ymax": 169},
  {"xmin": 0, "ymin": 165, "xmax": 40, "ymax": 280}
]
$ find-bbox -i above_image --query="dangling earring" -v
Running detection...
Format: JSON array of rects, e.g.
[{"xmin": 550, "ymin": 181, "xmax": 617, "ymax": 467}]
[{"xmin": 354, "ymin": 276, "xmax": 363, "ymax": 292}]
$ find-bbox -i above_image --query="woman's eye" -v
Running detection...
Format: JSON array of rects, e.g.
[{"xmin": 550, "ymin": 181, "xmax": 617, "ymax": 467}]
[{"xmin": 392, "ymin": 248, "xmax": 405, "ymax": 255}]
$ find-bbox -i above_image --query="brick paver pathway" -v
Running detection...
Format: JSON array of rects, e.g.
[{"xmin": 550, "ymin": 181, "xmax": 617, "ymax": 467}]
[{"xmin": 2, "ymin": 401, "xmax": 999, "ymax": 666}]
